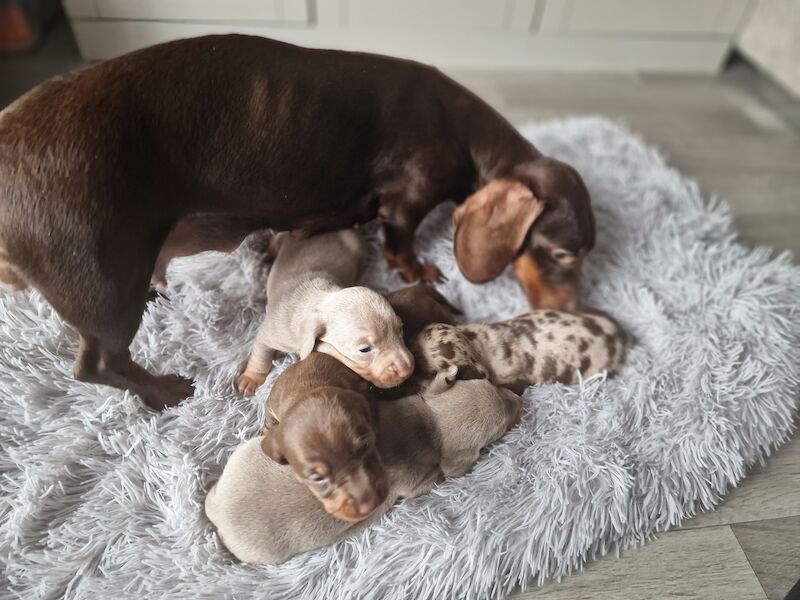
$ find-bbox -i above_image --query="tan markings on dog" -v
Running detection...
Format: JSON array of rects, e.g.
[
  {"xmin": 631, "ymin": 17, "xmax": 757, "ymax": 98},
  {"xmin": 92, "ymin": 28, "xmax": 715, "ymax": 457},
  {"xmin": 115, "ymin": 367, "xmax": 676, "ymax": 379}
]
[{"xmin": 513, "ymin": 254, "xmax": 544, "ymax": 308}]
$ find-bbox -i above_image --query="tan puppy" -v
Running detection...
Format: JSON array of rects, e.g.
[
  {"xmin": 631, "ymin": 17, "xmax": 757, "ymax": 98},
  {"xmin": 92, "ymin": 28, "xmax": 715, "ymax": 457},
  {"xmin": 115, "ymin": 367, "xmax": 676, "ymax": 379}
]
[
  {"xmin": 412, "ymin": 309, "xmax": 630, "ymax": 392},
  {"xmin": 205, "ymin": 369, "xmax": 522, "ymax": 565},
  {"xmin": 261, "ymin": 352, "xmax": 388, "ymax": 523},
  {"xmin": 236, "ymin": 229, "xmax": 414, "ymax": 394}
]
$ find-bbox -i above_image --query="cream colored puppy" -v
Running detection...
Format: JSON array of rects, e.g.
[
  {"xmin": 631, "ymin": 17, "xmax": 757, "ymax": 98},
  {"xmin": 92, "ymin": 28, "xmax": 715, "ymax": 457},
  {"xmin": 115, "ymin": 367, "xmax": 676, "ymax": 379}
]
[
  {"xmin": 236, "ymin": 230, "xmax": 414, "ymax": 394},
  {"xmin": 206, "ymin": 369, "xmax": 522, "ymax": 565}
]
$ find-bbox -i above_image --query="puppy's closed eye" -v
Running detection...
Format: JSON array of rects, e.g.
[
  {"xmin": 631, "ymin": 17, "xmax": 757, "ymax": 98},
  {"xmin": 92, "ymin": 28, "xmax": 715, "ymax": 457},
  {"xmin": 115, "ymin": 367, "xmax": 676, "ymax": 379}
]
[{"xmin": 306, "ymin": 464, "xmax": 330, "ymax": 484}]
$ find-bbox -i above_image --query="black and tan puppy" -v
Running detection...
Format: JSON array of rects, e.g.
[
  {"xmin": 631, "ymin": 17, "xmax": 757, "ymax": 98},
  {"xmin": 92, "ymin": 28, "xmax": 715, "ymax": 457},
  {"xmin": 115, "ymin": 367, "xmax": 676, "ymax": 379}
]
[
  {"xmin": 0, "ymin": 34, "xmax": 593, "ymax": 409},
  {"xmin": 262, "ymin": 352, "xmax": 388, "ymax": 523}
]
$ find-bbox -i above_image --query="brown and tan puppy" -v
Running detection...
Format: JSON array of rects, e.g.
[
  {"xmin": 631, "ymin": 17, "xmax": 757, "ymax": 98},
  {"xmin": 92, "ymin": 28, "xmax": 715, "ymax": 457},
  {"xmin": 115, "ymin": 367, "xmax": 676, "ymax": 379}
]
[
  {"xmin": 384, "ymin": 284, "xmax": 460, "ymax": 344},
  {"xmin": 262, "ymin": 352, "xmax": 388, "ymax": 523},
  {"xmin": 412, "ymin": 309, "xmax": 630, "ymax": 393},
  {"xmin": 205, "ymin": 368, "xmax": 522, "ymax": 565},
  {"xmin": 237, "ymin": 229, "xmax": 414, "ymax": 395}
]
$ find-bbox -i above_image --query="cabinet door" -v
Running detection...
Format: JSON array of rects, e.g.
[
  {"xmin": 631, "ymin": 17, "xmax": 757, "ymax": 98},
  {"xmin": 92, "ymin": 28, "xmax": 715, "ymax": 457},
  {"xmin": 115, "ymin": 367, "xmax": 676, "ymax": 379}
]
[
  {"xmin": 540, "ymin": 0, "xmax": 750, "ymax": 35},
  {"xmin": 343, "ymin": 0, "xmax": 529, "ymax": 31},
  {"xmin": 89, "ymin": 0, "xmax": 309, "ymax": 23}
]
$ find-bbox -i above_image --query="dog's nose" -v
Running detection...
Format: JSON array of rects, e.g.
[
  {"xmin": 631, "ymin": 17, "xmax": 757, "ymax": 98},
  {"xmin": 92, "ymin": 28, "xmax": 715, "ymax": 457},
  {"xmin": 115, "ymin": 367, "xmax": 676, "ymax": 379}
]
[{"xmin": 390, "ymin": 362, "xmax": 413, "ymax": 380}]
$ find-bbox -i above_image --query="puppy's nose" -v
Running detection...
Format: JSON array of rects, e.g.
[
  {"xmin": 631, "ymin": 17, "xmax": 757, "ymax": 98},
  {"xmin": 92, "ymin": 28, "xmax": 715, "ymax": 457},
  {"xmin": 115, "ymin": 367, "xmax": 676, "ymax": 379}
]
[
  {"xmin": 390, "ymin": 362, "xmax": 414, "ymax": 380},
  {"xmin": 353, "ymin": 497, "xmax": 379, "ymax": 518}
]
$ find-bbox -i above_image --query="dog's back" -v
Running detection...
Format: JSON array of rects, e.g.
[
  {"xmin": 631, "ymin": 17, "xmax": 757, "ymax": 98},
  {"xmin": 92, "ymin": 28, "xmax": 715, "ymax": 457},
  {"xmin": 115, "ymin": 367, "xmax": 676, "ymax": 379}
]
[{"xmin": 266, "ymin": 229, "xmax": 368, "ymax": 301}]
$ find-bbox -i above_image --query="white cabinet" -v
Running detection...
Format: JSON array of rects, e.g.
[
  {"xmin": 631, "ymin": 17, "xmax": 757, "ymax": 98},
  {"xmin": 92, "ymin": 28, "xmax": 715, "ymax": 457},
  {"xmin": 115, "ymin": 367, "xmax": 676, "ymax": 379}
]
[
  {"xmin": 540, "ymin": 0, "xmax": 749, "ymax": 34},
  {"xmin": 64, "ymin": 0, "xmax": 753, "ymax": 73}
]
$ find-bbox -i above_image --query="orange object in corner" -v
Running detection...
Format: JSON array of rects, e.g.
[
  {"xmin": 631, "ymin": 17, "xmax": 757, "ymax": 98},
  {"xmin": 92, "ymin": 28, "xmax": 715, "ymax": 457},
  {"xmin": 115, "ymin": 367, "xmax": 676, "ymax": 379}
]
[{"xmin": 0, "ymin": 5, "xmax": 36, "ymax": 53}]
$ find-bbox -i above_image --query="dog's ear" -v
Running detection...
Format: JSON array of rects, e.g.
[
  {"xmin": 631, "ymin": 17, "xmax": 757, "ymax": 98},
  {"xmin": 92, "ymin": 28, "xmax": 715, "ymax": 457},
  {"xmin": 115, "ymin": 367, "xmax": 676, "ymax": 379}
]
[
  {"xmin": 426, "ymin": 365, "xmax": 459, "ymax": 395},
  {"xmin": 453, "ymin": 179, "xmax": 545, "ymax": 283},
  {"xmin": 260, "ymin": 431, "xmax": 288, "ymax": 465},
  {"xmin": 298, "ymin": 315, "xmax": 326, "ymax": 359}
]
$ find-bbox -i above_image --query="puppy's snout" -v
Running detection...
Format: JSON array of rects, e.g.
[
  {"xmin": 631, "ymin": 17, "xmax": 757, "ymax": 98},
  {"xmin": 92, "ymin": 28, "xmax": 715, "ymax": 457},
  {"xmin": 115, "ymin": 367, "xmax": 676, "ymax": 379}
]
[
  {"xmin": 324, "ymin": 456, "xmax": 388, "ymax": 522},
  {"xmin": 389, "ymin": 360, "xmax": 413, "ymax": 381},
  {"xmin": 350, "ymin": 495, "xmax": 380, "ymax": 519},
  {"xmin": 379, "ymin": 350, "xmax": 414, "ymax": 387},
  {"xmin": 329, "ymin": 485, "xmax": 384, "ymax": 522}
]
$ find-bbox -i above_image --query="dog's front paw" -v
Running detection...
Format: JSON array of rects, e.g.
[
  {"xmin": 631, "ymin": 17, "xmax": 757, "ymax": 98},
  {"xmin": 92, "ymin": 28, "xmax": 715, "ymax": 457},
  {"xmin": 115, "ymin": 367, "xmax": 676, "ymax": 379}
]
[
  {"xmin": 418, "ymin": 261, "xmax": 445, "ymax": 283},
  {"xmin": 236, "ymin": 371, "xmax": 267, "ymax": 396}
]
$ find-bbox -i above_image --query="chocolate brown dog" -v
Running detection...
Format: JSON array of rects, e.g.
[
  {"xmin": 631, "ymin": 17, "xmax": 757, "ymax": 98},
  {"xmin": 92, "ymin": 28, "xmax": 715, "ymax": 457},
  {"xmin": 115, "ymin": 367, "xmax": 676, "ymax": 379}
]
[
  {"xmin": 262, "ymin": 352, "xmax": 388, "ymax": 523},
  {"xmin": 0, "ymin": 34, "xmax": 593, "ymax": 409}
]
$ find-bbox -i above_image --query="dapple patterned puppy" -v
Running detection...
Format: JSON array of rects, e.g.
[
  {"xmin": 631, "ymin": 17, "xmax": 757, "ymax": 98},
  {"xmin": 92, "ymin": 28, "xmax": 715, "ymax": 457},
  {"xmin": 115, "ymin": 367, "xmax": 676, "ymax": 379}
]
[
  {"xmin": 412, "ymin": 309, "xmax": 630, "ymax": 392},
  {"xmin": 205, "ymin": 367, "xmax": 522, "ymax": 565},
  {"xmin": 236, "ymin": 229, "xmax": 414, "ymax": 395}
]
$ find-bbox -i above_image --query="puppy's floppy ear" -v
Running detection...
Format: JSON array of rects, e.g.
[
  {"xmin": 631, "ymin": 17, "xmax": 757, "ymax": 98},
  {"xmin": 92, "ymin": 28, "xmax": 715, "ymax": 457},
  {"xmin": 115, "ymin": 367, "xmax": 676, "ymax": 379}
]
[
  {"xmin": 260, "ymin": 432, "xmax": 288, "ymax": 465},
  {"xmin": 453, "ymin": 179, "xmax": 545, "ymax": 283},
  {"xmin": 299, "ymin": 315, "xmax": 326, "ymax": 359},
  {"xmin": 426, "ymin": 365, "xmax": 459, "ymax": 395}
]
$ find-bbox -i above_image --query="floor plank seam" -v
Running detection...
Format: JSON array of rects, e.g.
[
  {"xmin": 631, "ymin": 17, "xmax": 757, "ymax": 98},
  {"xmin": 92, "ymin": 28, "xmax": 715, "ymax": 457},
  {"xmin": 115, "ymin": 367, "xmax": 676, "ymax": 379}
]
[{"xmin": 730, "ymin": 525, "xmax": 772, "ymax": 600}]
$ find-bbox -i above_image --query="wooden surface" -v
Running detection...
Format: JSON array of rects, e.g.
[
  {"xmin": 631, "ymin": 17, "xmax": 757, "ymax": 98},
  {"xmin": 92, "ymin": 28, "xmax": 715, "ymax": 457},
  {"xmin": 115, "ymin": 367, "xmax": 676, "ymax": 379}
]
[
  {"xmin": 733, "ymin": 517, "xmax": 800, "ymax": 600},
  {"xmin": 1, "ymin": 20, "xmax": 798, "ymax": 600},
  {"xmin": 514, "ymin": 527, "xmax": 768, "ymax": 600}
]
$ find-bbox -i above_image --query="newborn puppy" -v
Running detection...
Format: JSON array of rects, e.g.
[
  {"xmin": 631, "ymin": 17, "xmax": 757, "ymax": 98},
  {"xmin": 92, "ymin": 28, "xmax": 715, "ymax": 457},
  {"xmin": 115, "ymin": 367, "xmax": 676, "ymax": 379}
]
[
  {"xmin": 237, "ymin": 229, "xmax": 414, "ymax": 395},
  {"xmin": 413, "ymin": 309, "xmax": 630, "ymax": 392},
  {"xmin": 385, "ymin": 284, "xmax": 460, "ymax": 343},
  {"xmin": 205, "ymin": 368, "xmax": 522, "ymax": 565},
  {"xmin": 261, "ymin": 352, "xmax": 387, "ymax": 523}
]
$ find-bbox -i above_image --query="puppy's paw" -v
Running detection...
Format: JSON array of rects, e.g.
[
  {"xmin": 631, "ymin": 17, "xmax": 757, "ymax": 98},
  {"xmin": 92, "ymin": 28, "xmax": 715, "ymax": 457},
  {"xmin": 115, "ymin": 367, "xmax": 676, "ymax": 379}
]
[{"xmin": 236, "ymin": 371, "xmax": 267, "ymax": 396}]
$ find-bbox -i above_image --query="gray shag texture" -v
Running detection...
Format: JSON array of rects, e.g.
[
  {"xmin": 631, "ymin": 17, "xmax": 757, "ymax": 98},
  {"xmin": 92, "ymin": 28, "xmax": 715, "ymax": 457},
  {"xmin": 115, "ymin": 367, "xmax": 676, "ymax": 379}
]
[{"xmin": 1, "ymin": 117, "xmax": 798, "ymax": 600}]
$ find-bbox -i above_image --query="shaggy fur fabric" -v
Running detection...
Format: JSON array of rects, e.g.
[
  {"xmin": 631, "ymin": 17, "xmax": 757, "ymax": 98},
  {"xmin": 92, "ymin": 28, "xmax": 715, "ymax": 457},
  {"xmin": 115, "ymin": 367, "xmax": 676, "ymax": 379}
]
[{"xmin": 1, "ymin": 117, "xmax": 798, "ymax": 600}]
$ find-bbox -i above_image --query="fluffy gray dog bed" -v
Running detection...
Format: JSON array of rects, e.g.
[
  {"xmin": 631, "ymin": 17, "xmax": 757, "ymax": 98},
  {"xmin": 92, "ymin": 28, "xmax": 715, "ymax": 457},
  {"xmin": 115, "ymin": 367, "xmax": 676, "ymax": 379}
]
[{"xmin": 1, "ymin": 117, "xmax": 799, "ymax": 600}]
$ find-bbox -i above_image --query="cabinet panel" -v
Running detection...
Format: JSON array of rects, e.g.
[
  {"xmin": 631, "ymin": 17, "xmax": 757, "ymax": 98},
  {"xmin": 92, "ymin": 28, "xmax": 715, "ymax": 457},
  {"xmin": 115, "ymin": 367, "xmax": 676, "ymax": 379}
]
[
  {"xmin": 94, "ymin": 0, "xmax": 309, "ymax": 23},
  {"xmin": 344, "ymin": 0, "xmax": 510, "ymax": 31},
  {"xmin": 544, "ymin": 0, "xmax": 750, "ymax": 35}
]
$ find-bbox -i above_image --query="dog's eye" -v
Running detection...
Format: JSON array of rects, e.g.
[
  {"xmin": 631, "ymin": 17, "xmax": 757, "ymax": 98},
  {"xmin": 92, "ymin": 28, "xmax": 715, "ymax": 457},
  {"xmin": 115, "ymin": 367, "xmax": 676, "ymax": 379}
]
[
  {"xmin": 358, "ymin": 347, "xmax": 372, "ymax": 353},
  {"xmin": 552, "ymin": 249, "xmax": 573, "ymax": 260},
  {"xmin": 356, "ymin": 437, "xmax": 371, "ymax": 454},
  {"xmin": 308, "ymin": 473, "xmax": 328, "ymax": 483}
]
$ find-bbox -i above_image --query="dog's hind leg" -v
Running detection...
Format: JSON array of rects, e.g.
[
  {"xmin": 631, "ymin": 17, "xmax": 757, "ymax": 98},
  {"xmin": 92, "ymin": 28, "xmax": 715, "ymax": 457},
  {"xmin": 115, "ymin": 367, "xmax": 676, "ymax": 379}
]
[{"xmin": 30, "ymin": 217, "xmax": 195, "ymax": 410}]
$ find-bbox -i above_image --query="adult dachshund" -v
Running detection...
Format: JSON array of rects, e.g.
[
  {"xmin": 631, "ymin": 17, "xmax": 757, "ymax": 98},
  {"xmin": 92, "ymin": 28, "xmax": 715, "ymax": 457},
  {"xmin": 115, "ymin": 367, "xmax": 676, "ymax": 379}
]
[{"xmin": 0, "ymin": 34, "xmax": 594, "ymax": 409}]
